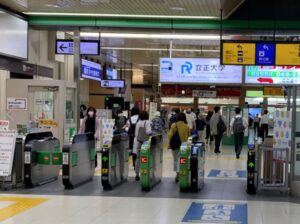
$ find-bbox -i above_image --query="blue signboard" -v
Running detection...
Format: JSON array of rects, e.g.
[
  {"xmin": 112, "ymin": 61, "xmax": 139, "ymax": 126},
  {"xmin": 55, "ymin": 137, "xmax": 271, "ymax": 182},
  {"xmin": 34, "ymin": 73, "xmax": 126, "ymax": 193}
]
[
  {"xmin": 208, "ymin": 169, "xmax": 247, "ymax": 178},
  {"xmin": 81, "ymin": 59, "xmax": 102, "ymax": 81},
  {"xmin": 255, "ymin": 43, "xmax": 275, "ymax": 65},
  {"xmin": 182, "ymin": 202, "xmax": 248, "ymax": 223}
]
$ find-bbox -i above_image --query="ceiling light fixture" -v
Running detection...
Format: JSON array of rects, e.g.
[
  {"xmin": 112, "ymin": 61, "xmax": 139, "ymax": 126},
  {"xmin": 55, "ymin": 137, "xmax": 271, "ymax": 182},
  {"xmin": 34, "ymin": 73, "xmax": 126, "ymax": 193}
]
[
  {"xmin": 24, "ymin": 12, "xmax": 219, "ymax": 19},
  {"xmin": 138, "ymin": 64, "xmax": 159, "ymax": 67},
  {"xmin": 45, "ymin": 4, "xmax": 60, "ymax": 8},
  {"xmin": 170, "ymin": 7, "xmax": 185, "ymax": 11},
  {"xmin": 80, "ymin": 32, "xmax": 220, "ymax": 40},
  {"xmin": 102, "ymin": 47, "xmax": 220, "ymax": 53}
]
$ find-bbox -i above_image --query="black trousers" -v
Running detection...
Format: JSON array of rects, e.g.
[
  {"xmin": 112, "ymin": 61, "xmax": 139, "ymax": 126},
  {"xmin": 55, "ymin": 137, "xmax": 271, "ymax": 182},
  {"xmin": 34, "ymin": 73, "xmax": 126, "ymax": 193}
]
[
  {"xmin": 206, "ymin": 125, "xmax": 214, "ymax": 142},
  {"xmin": 261, "ymin": 124, "xmax": 269, "ymax": 141},
  {"xmin": 254, "ymin": 122, "xmax": 259, "ymax": 136},
  {"xmin": 234, "ymin": 132, "xmax": 244, "ymax": 156},
  {"xmin": 214, "ymin": 133, "xmax": 223, "ymax": 153}
]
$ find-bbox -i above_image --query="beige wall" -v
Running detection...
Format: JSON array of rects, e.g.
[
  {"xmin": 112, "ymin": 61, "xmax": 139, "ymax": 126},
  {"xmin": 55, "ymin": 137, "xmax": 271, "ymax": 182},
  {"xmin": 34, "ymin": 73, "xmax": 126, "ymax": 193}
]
[
  {"xmin": 89, "ymin": 80, "xmax": 114, "ymax": 109},
  {"xmin": 0, "ymin": 70, "xmax": 9, "ymax": 119}
]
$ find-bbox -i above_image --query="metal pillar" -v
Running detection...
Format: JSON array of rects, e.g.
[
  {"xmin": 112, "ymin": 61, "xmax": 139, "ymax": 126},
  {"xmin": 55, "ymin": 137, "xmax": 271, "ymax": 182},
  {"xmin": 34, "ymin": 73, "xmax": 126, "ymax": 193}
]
[{"xmin": 73, "ymin": 30, "xmax": 81, "ymax": 130}]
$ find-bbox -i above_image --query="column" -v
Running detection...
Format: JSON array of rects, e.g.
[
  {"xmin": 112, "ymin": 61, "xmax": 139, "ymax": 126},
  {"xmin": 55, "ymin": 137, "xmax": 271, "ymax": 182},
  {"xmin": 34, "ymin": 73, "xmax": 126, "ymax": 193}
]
[{"xmin": 0, "ymin": 70, "xmax": 10, "ymax": 119}]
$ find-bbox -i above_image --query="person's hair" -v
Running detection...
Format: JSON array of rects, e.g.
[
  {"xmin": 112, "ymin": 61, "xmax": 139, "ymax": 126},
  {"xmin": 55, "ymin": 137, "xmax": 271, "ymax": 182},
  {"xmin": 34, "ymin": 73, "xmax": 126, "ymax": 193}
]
[
  {"xmin": 264, "ymin": 110, "xmax": 268, "ymax": 114},
  {"xmin": 214, "ymin": 106, "xmax": 220, "ymax": 113},
  {"xmin": 191, "ymin": 108, "xmax": 194, "ymax": 112},
  {"xmin": 235, "ymin": 107, "xmax": 241, "ymax": 114},
  {"xmin": 174, "ymin": 108, "xmax": 180, "ymax": 114},
  {"xmin": 86, "ymin": 106, "xmax": 96, "ymax": 116},
  {"xmin": 177, "ymin": 112, "xmax": 187, "ymax": 124},
  {"xmin": 131, "ymin": 107, "xmax": 140, "ymax": 116},
  {"xmin": 80, "ymin": 104, "xmax": 87, "ymax": 110},
  {"xmin": 206, "ymin": 111, "xmax": 213, "ymax": 120},
  {"xmin": 139, "ymin": 111, "xmax": 149, "ymax": 120},
  {"xmin": 116, "ymin": 109, "xmax": 123, "ymax": 114}
]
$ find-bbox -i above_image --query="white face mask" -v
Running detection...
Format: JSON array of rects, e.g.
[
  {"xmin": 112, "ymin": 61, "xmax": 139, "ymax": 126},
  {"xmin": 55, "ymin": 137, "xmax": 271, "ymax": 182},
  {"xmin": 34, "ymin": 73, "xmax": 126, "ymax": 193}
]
[{"xmin": 88, "ymin": 111, "xmax": 94, "ymax": 117}]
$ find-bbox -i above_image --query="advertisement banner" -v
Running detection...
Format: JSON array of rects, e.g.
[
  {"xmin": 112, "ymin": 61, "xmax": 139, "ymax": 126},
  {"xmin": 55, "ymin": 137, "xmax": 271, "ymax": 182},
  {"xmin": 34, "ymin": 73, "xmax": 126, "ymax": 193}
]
[
  {"xmin": 0, "ymin": 131, "xmax": 17, "ymax": 177},
  {"xmin": 160, "ymin": 58, "xmax": 242, "ymax": 84},
  {"xmin": 273, "ymin": 110, "xmax": 292, "ymax": 150}
]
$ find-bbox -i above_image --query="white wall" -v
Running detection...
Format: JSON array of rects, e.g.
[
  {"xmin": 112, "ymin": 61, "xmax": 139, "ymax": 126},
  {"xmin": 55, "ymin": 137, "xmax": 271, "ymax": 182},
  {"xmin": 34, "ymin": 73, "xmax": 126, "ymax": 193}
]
[{"xmin": 0, "ymin": 69, "xmax": 9, "ymax": 119}]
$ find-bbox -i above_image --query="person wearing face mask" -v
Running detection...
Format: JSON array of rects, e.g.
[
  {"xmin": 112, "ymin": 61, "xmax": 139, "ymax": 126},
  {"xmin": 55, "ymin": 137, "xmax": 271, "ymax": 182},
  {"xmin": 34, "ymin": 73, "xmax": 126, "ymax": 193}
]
[{"xmin": 79, "ymin": 106, "xmax": 100, "ymax": 167}]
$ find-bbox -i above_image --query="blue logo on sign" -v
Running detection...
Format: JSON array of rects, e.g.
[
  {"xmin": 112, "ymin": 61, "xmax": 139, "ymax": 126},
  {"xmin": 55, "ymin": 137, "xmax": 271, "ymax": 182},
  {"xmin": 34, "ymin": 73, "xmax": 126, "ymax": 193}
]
[
  {"xmin": 160, "ymin": 60, "xmax": 173, "ymax": 71},
  {"xmin": 255, "ymin": 43, "xmax": 275, "ymax": 65},
  {"xmin": 181, "ymin": 62, "xmax": 193, "ymax": 74}
]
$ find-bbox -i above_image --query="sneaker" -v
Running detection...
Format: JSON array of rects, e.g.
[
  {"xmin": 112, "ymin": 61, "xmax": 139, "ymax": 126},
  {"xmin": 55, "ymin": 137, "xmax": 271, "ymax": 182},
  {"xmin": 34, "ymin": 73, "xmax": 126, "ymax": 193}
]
[
  {"xmin": 236, "ymin": 155, "xmax": 240, "ymax": 159},
  {"xmin": 175, "ymin": 175, "xmax": 179, "ymax": 183},
  {"xmin": 135, "ymin": 175, "xmax": 140, "ymax": 181}
]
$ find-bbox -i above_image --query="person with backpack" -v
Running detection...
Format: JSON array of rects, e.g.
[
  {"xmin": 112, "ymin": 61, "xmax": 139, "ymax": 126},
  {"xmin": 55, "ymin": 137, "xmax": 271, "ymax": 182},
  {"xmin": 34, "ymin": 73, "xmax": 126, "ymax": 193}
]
[
  {"xmin": 196, "ymin": 113, "xmax": 206, "ymax": 142},
  {"xmin": 168, "ymin": 112, "xmax": 190, "ymax": 183},
  {"xmin": 210, "ymin": 106, "xmax": 226, "ymax": 155},
  {"xmin": 151, "ymin": 111, "xmax": 165, "ymax": 134},
  {"xmin": 114, "ymin": 109, "xmax": 127, "ymax": 131},
  {"xmin": 133, "ymin": 110, "xmax": 152, "ymax": 181},
  {"xmin": 230, "ymin": 107, "xmax": 248, "ymax": 159},
  {"xmin": 169, "ymin": 108, "xmax": 180, "ymax": 129},
  {"xmin": 125, "ymin": 107, "xmax": 140, "ymax": 168},
  {"xmin": 205, "ymin": 111, "xmax": 214, "ymax": 145}
]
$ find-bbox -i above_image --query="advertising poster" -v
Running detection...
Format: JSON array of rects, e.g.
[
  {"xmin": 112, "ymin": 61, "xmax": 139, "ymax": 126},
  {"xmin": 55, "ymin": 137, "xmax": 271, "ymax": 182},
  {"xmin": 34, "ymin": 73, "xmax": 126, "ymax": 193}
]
[
  {"xmin": 160, "ymin": 58, "xmax": 242, "ymax": 84},
  {"xmin": 273, "ymin": 110, "xmax": 292, "ymax": 150},
  {"xmin": 149, "ymin": 102, "xmax": 157, "ymax": 121},
  {"xmin": 0, "ymin": 120, "xmax": 9, "ymax": 131},
  {"xmin": 100, "ymin": 119, "xmax": 115, "ymax": 147},
  {"xmin": 0, "ymin": 131, "xmax": 17, "ymax": 177}
]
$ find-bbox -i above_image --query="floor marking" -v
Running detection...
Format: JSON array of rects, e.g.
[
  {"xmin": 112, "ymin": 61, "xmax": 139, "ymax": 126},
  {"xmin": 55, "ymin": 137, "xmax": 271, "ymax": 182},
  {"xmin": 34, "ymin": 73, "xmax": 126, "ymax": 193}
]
[{"xmin": 0, "ymin": 197, "xmax": 48, "ymax": 222}]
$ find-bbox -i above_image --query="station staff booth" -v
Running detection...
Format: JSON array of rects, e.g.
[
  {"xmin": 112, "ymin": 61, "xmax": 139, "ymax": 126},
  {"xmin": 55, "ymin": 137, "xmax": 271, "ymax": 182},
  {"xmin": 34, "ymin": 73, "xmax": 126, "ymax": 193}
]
[{"xmin": 6, "ymin": 79, "xmax": 77, "ymax": 144}]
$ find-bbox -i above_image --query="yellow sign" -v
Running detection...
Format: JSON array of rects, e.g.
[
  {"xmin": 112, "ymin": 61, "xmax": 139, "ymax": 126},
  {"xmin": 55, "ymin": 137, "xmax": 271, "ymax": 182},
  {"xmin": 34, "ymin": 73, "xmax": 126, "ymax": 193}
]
[
  {"xmin": 222, "ymin": 42, "xmax": 256, "ymax": 65},
  {"xmin": 263, "ymin": 87, "xmax": 284, "ymax": 96},
  {"xmin": 276, "ymin": 43, "xmax": 300, "ymax": 65},
  {"xmin": 39, "ymin": 119, "xmax": 59, "ymax": 127}
]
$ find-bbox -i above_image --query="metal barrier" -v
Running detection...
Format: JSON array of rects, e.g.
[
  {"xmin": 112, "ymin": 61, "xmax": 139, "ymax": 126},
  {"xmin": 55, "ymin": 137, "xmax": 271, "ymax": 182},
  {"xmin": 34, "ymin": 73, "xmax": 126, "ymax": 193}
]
[
  {"xmin": 101, "ymin": 132, "xmax": 129, "ymax": 190},
  {"xmin": 179, "ymin": 136, "xmax": 205, "ymax": 192},
  {"xmin": 257, "ymin": 145, "xmax": 289, "ymax": 193},
  {"xmin": 62, "ymin": 133, "xmax": 95, "ymax": 189},
  {"xmin": 140, "ymin": 134, "xmax": 163, "ymax": 191},
  {"xmin": 24, "ymin": 132, "xmax": 61, "ymax": 188}
]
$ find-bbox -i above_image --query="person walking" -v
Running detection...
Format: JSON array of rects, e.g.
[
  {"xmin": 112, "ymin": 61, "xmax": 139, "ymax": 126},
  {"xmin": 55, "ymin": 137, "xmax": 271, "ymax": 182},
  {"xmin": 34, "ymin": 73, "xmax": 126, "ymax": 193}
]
[
  {"xmin": 253, "ymin": 114, "xmax": 260, "ymax": 138},
  {"xmin": 196, "ymin": 113, "xmax": 206, "ymax": 142},
  {"xmin": 205, "ymin": 111, "xmax": 214, "ymax": 144},
  {"xmin": 168, "ymin": 112, "xmax": 190, "ymax": 183},
  {"xmin": 230, "ymin": 108, "xmax": 248, "ymax": 159},
  {"xmin": 186, "ymin": 110, "xmax": 196, "ymax": 133},
  {"xmin": 151, "ymin": 111, "xmax": 165, "ymax": 134},
  {"xmin": 125, "ymin": 107, "xmax": 140, "ymax": 168},
  {"xmin": 133, "ymin": 111, "xmax": 152, "ymax": 181},
  {"xmin": 210, "ymin": 106, "xmax": 226, "ymax": 154},
  {"xmin": 79, "ymin": 106, "xmax": 100, "ymax": 167},
  {"xmin": 260, "ymin": 110, "xmax": 269, "ymax": 141}
]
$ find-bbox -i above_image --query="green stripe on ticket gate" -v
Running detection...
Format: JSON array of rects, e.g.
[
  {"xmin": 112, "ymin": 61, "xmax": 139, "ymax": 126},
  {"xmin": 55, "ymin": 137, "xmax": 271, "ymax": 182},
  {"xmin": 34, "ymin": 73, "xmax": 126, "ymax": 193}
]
[
  {"xmin": 140, "ymin": 140, "xmax": 151, "ymax": 188},
  {"xmin": 179, "ymin": 143, "xmax": 190, "ymax": 189}
]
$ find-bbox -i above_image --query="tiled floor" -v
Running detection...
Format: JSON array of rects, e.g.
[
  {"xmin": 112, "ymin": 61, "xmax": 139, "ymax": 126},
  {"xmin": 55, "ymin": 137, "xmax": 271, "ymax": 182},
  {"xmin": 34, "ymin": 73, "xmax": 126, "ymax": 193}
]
[{"xmin": 1, "ymin": 138, "xmax": 300, "ymax": 223}]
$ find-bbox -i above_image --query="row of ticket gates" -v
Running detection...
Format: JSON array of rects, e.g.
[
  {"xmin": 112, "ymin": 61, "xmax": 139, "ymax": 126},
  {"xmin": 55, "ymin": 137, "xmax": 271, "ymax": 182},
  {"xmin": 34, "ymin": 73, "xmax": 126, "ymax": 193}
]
[{"xmin": 3, "ymin": 131, "xmax": 205, "ymax": 192}]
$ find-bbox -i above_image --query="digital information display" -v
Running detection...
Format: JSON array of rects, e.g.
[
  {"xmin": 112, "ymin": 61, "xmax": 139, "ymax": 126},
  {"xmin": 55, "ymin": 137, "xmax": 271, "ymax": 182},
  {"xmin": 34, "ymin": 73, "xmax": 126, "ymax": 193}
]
[
  {"xmin": 81, "ymin": 59, "xmax": 102, "ymax": 81},
  {"xmin": 245, "ymin": 66, "xmax": 300, "ymax": 85},
  {"xmin": 276, "ymin": 43, "xmax": 300, "ymax": 65},
  {"xmin": 101, "ymin": 80, "xmax": 125, "ymax": 88},
  {"xmin": 222, "ymin": 42, "xmax": 256, "ymax": 65},
  {"xmin": 56, "ymin": 40, "xmax": 100, "ymax": 55},
  {"xmin": 159, "ymin": 58, "xmax": 242, "ymax": 84},
  {"xmin": 106, "ymin": 67, "xmax": 118, "ymax": 80}
]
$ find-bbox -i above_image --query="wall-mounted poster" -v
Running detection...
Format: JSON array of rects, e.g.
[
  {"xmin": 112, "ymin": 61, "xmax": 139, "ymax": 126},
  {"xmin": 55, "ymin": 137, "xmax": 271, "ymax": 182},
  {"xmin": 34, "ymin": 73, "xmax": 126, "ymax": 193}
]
[{"xmin": 273, "ymin": 110, "xmax": 292, "ymax": 150}]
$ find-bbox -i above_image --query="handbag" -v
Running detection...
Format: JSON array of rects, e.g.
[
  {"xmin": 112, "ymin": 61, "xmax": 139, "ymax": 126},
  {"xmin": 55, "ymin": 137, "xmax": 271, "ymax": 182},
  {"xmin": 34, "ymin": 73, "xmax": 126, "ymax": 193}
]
[
  {"xmin": 170, "ymin": 124, "xmax": 182, "ymax": 150},
  {"xmin": 217, "ymin": 115, "xmax": 227, "ymax": 133}
]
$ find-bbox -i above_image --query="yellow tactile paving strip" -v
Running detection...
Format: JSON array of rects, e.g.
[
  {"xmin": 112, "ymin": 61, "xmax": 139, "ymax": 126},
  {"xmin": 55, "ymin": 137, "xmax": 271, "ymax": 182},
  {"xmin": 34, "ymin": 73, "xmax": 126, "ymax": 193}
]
[{"xmin": 0, "ymin": 197, "xmax": 48, "ymax": 222}]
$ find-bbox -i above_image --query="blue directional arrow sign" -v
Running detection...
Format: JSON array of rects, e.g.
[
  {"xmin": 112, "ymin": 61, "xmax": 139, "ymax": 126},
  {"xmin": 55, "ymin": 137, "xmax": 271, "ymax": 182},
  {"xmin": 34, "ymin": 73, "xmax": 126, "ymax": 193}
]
[{"xmin": 255, "ymin": 43, "xmax": 275, "ymax": 65}]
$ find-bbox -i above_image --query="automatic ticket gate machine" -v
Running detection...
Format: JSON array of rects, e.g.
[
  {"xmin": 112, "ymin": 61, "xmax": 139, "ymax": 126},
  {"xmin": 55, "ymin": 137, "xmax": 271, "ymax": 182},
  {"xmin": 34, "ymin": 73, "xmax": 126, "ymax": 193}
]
[
  {"xmin": 24, "ymin": 132, "xmax": 61, "ymax": 188},
  {"xmin": 62, "ymin": 133, "xmax": 96, "ymax": 189},
  {"xmin": 179, "ymin": 136, "xmax": 205, "ymax": 192},
  {"xmin": 140, "ymin": 135, "xmax": 163, "ymax": 191},
  {"xmin": 101, "ymin": 132, "xmax": 129, "ymax": 190}
]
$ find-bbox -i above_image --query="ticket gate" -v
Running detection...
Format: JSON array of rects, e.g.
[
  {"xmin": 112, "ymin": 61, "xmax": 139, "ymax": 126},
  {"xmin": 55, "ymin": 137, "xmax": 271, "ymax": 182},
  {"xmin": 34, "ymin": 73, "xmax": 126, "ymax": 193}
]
[
  {"xmin": 24, "ymin": 132, "xmax": 61, "ymax": 188},
  {"xmin": 140, "ymin": 135, "xmax": 163, "ymax": 191},
  {"xmin": 101, "ymin": 132, "xmax": 129, "ymax": 190},
  {"xmin": 179, "ymin": 137, "xmax": 205, "ymax": 192},
  {"xmin": 62, "ymin": 133, "xmax": 95, "ymax": 189}
]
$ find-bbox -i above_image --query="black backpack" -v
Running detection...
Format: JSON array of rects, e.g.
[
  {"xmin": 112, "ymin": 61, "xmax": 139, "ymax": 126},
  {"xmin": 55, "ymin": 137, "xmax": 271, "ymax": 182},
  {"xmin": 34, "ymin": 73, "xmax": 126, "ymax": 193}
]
[
  {"xmin": 128, "ymin": 118, "xmax": 139, "ymax": 137},
  {"xmin": 233, "ymin": 117, "xmax": 245, "ymax": 133},
  {"xmin": 169, "ymin": 114, "xmax": 177, "ymax": 128},
  {"xmin": 170, "ymin": 124, "xmax": 181, "ymax": 150},
  {"xmin": 217, "ymin": 115, "xmax": 227, "ymax": 133}
]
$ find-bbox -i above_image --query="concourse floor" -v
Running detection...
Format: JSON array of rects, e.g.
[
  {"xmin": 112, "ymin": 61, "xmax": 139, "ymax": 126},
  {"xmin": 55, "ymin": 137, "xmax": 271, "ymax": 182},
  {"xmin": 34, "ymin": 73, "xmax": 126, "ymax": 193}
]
[{"xmin": 0, "ymin": 141, "xmax": 299, "ymax": 223}]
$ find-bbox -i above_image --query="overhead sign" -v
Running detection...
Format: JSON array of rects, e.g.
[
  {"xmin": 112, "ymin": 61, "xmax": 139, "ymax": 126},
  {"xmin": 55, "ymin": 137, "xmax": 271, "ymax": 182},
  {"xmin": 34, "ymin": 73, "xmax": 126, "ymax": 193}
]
[
  {"xmin": 100, "ymin": 80, "xmax": 125, "ymax": 88},
  {"xmin": 276, "ymin": 43, "xmax": 300, "ymax": 65},
  {"xmin": 192, "ymin": 90, "xmax": 217, "ymax": 98},
  {"xmin": 81, "ymin": 59, "xmax": 102, "ymax": 81},
  {"xmin": 222, "ymin": 42, "xmax": 256, "ymax": 65},
  {"xmin": 245, "ymin": 66, "xmax": 300, "ymax": 85},
  {"xmin": 182, "ymin": 202, "xmax": 247, "ymax": 224},
  {"xmin": 0, "ymin": 131, "xmax": 17, "ymax": 176},
  {"xmin": 56, "ymin": 40, "xmax": 100, "ymax": 55},
  {"xmin": 255, "ymin": 43, "xmax": 275, "ymax": 65},
  {"xmin": 263, "ymin": 87, "xmax": 284, "ymax": 96},
  {"xmin": 159, "ymin": 58, "xmax": 242, "ymax": 84},
  {"xmin": 7, "ymin": 98, "xmax": 27, "ymax": 110},
  {"xmin": 56, "ymin": 40, "xmax": 74, "ymax": 54}
]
